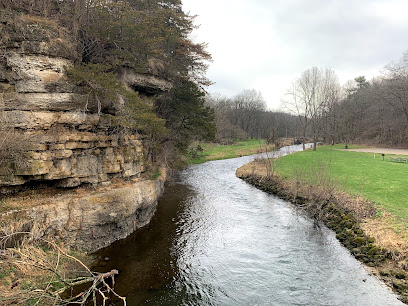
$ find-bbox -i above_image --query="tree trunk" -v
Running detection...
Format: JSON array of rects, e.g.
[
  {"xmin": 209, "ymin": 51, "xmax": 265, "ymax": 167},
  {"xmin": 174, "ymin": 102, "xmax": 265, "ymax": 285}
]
[
  {"xmin": 302, "ymin": 128, "xmax": 306, "ymax": 150},
  {"xmin": 73, "ymin": 0, "xmax": 86, "ymax": 42}
]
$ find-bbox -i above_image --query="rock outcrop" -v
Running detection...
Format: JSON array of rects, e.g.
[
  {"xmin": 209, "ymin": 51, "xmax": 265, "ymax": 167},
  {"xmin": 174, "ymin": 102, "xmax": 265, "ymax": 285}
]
[
  {"xmin": 119, "ymin": 67, "xmax": 172, "ymax": 95},
  {"xmin": 0, "ymin": 12, "xmax": 171, "ymax": 251},
  {"xmin": 2, "ymin": 176, "xmax": 165, "ymax": 252},
  {"xmin": 0, "ymin": 13, "xmax": 169, "ymax": 191}
]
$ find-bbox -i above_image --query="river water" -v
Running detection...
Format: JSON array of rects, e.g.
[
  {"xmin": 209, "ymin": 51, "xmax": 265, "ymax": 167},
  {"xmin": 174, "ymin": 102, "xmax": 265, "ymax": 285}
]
[{"xmin": 94, "ymin": 145, "xmax": 403, "ymax": 305}]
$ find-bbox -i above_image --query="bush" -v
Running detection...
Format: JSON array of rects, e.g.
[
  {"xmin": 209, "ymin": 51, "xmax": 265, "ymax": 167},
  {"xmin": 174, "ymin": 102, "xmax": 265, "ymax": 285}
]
[{"xmin": 0, "ymin": 119, "xmax": 33, "ymax": 175}]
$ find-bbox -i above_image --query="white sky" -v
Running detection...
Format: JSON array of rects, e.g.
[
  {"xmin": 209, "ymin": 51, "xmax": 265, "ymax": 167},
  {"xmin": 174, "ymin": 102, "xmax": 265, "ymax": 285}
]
[{"xmin": 182, "ymin": 0, "xmax": 408, "ymax": 110}]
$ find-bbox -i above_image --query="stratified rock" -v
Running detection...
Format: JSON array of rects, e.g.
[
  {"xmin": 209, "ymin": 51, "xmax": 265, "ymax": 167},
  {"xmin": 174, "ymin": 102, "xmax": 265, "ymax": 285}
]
[
  {"xmin": 119, "ymin": 68, "xmax": 172, "ymax": 94},
  {"xmin": 0, "ymin": 11, "xmax": 170, "ymax": 255},
  {"xmin": 1, "ymin": 93, "xmax": 78, "ymax": 111},
  {"xmin": 2, "ymin": 178, "xmax": 165, "ymax": 252},
  {"xmin": 0, "ymin": 12, "xmax": 168, "ymax": 205}
]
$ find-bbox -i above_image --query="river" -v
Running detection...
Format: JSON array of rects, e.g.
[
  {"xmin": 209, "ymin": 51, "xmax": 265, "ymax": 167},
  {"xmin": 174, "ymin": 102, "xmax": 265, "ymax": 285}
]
[{"xmin": 93, "ymin": 144, "xmax": 403, "ymax": 305}]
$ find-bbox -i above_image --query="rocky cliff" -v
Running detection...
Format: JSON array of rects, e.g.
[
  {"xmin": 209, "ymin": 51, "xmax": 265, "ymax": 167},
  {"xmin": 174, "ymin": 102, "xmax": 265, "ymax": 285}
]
[
  {"xmin": 2, "ymin": 176, "xmax": 165, "ymax": 252},
  {"xmin": 0, "ymin": 13, "xmax": 170, "ymax": 190},
  {"xmin": 0, "ymin": 12, "xmax": 171, "ymax": 251}
]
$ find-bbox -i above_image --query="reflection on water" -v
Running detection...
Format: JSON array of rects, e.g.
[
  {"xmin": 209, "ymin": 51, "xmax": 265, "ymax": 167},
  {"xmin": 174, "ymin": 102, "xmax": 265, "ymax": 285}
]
[{"xmin": 94, "ymin": 145, "xmax": 403, "ymax": 305}]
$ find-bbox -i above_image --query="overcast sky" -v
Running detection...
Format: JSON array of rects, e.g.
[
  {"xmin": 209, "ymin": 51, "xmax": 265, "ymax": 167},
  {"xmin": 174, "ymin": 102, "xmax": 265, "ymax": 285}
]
[{"xmin": 182, "ymin": 0, "xmax": 408, "ymax": 110}]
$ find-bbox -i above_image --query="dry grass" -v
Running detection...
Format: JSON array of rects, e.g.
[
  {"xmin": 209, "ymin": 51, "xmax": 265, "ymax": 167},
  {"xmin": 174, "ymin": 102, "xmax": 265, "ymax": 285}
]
[
  {"xmin": 278, "ymin": 137, "xmax": 296, "ymax": 147},
  {"xmin": 1, "ymin": 180, "xmax": 124, "ymax": 212},
  {"xmin": 19, "ymin": 13, "xmax": 59, "ymax": 28},
  {"xmin": 362, "ymin": 212, "xmax": 408, "ymax": 261},
  {"xmin": 0, "ymin": 237, "xmax": 89, "ymax": 305},
  {"xmin": 0, "ymin": 129, "xmax": 34, "ymax": 176},
  {"xmin": 0, "ymin": 233, "xmax": 125, "ymax": 305},
  {"xmin": 330, "ymin": 191, "xmax": 377, "ymax": 220},
  {"xmin": 1, "ymin": 186, "xmax": 74, "ymax": 212},
  {"xmin": 238, "ymin": 159, "xmax": 374, "ymax": 216}
]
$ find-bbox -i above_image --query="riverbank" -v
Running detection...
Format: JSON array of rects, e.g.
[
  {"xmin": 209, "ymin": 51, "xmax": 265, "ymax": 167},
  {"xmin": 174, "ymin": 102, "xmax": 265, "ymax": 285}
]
[
  {"xmin": 236, "ymin": 154, "xmax": 408, "ymax": 303},
  {"xmin": 0, "ymin": 240, "xmax": 93, "ymax": 305},
  {"xmin": 187, "ymin": 138, "xmax": 294, "ymax": 164},
  {"xmin": 274, "ymin": 144, "xmax": 408, "ymax": 233},
  {"xmin": 0, "ymin": 171, "xmax": 166, "ymax": 304}
]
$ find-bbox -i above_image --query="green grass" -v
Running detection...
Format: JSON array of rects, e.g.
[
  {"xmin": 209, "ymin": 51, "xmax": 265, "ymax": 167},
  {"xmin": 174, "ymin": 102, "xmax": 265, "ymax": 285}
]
[
  {"xmin": 187, "ymin": 139, "xmax": 269, "ymax": 164},
  {"xmin": 0, "ymin": 266, "xmax": 15, "ymax": 280},
  {"xmin": 275, "ymin": 144, "xmax": 408, "ymax": 229}
]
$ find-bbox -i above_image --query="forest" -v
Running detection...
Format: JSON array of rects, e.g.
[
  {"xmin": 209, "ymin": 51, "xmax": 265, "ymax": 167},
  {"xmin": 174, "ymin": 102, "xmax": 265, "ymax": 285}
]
[{"xmin": 209, "ymin": 50, "xmax": 408, "ymax": 150}]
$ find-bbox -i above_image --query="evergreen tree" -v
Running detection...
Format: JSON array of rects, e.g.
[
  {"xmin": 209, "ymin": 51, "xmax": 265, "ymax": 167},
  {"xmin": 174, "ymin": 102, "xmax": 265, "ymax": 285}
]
[{"xmin": 156, "ymin": 80, "xmax": 216, "ymax": 152}]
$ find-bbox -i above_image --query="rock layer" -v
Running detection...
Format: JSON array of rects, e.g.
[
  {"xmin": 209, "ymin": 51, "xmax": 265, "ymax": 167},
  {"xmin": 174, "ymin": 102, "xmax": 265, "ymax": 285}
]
[
  {"xmin": 0, "ymin": 13, "xmax": 170, "ymax": 190},
  {"xmin": 0, "ymin": 12, "xmax": 170, "ymax": 251},
  {"xmin": 2, "ymin": 177, "xmax": 165, "ymax": 252}
]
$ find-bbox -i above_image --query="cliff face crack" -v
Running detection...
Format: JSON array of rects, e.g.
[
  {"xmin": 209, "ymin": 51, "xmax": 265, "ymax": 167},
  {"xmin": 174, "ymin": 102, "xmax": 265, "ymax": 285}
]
[{"xmin": 63, "ymin": 200, "xmax": 74, "ymax": 232}]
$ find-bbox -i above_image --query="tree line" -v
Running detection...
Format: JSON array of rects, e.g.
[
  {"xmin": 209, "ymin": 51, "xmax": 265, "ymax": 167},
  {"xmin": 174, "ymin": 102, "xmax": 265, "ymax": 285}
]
[
  {"xmin": 207, "ymin": 49, "xmax": 408, "ymax": 151},
  {"xmin": 206, "ymin": 89, "xmax": 300, "ymax": 145},
  {"xmin": 282, "ymin": 50, "xmax": 408, "ymax": 149}
]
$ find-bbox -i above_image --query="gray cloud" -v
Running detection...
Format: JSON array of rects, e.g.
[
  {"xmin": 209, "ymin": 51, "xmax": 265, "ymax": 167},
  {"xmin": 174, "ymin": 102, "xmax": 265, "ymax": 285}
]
[{"xmin": 183, "ymin": 0, "xmax": 408, "ymax": 108}]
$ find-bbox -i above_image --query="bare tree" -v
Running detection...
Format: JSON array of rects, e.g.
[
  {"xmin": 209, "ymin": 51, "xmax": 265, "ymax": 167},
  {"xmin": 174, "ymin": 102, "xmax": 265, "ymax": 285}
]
[
  {"xmin": 230, "ymin": 89, "xmax": 267, "ymax": 139},
  {"xmin": 207, "ymin": 91, "xmax": 299, "ymax": 144},
  {"xmin": 320, "ymin": 69, "xmax": 342, "ymax": 145},
  {"xmin": 377, "ymin": 51, "xmax": 408, "ymax": 127},
  {"xmin": 283, "ymin": 67, "xmax": 341, "ymax": 150},
  {"xmin": 0, "ymin": 233, "xmax": 126, "ymax": 305},
  {"xmin": 281, "ymin": 50, "xmax": 408, "ymax": 148},
  {"xmin": 206, "ymin": 94, "xmax": 247, "ymax": 143}
]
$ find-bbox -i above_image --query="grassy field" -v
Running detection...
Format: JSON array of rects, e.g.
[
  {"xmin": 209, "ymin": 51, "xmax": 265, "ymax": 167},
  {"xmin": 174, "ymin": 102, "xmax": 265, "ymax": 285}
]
[
  {"xmin": 275, "ymin": 144, "xmax": 408, "ymax": 230},
  {"xmin": 187, "ymin": 139, "xmax": 271, "ymax": 164}
]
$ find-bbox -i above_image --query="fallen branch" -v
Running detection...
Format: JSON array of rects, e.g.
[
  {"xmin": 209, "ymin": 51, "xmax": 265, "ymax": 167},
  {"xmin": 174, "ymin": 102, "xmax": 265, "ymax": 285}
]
[{"xmin": 0, "ymin": 232, "xmax": 126, "ymax": 305}]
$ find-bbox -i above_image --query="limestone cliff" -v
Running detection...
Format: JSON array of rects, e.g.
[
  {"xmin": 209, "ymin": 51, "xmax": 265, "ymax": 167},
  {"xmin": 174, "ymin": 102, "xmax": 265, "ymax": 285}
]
[
  {"xmin": 0, "ymin": 13, "xmax": 170, "ymax": 190},
  {"xmin": 2, "ymin": 176, "xmax": 165, "ymax": 252},
  {"xmin": 0, "ymin": 13, "xmax": 170, "ymax": 250}
]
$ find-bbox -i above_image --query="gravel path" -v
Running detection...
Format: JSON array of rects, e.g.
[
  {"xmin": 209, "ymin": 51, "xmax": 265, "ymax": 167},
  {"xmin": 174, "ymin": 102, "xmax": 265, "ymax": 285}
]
[{"xmin": 338, "ymin": 147, "xmax": 408, "ymax": 155}]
